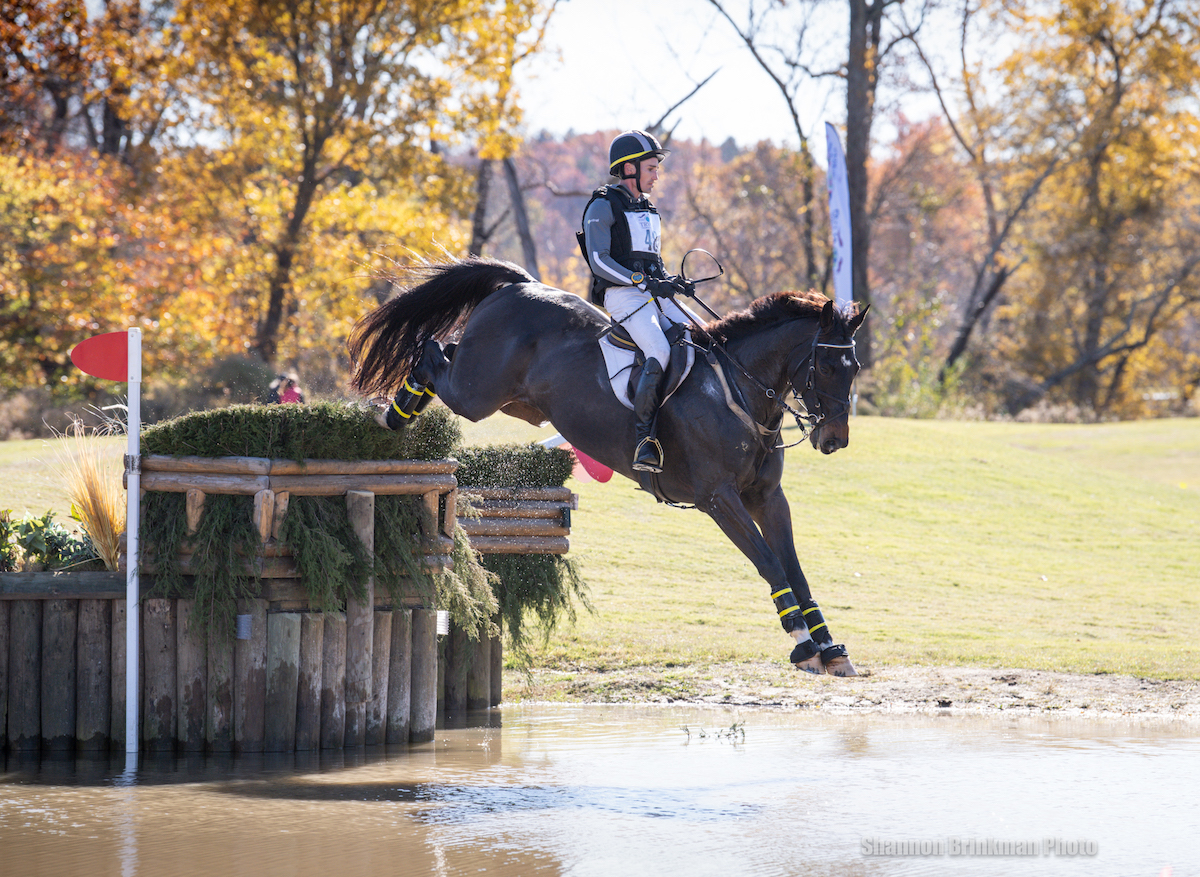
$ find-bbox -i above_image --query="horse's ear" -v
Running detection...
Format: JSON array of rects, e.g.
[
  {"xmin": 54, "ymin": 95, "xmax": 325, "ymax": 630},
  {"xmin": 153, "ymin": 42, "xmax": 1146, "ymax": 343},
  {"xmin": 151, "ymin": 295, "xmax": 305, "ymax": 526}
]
[
  {"xmin": 820, "ymin": 299, "xmax": 836, "ymax": 331},
  {"xmin": 848, "ymin": 303, "xmax": 870, "ymax": 335}
]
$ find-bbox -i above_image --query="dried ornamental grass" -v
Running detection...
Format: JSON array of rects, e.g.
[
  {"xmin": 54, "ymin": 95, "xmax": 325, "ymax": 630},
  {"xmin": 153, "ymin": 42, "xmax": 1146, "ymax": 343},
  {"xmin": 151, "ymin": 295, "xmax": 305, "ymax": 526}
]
[{"xmin": 48, "ymin": 417, "xmax": 125, "ymax": 571}]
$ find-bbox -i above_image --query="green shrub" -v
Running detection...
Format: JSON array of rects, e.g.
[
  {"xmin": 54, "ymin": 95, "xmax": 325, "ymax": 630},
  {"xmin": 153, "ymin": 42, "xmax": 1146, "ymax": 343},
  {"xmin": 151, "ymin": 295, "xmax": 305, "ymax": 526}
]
[
  {"xmin": 2, "ymin": 509, "xmax": 100, "ymax": 571},
  {"xmin": 142, "ymin": 400, "xmax": 460, "ymax": 460},
  {"xmin": 454, "ymin": 442, "xmax": 574, "ymax": 487}
]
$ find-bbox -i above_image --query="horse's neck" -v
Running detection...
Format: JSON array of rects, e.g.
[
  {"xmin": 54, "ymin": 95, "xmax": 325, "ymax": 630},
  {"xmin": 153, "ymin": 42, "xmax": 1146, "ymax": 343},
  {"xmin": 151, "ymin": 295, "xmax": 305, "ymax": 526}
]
[{"xmin": 724, "ymin": 320, "xmax": 809, "ymax": 414}]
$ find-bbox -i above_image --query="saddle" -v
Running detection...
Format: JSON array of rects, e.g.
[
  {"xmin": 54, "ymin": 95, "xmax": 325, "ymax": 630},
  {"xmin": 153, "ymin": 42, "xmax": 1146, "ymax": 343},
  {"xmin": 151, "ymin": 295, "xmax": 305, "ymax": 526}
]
[{"xmin": 598, "ymin": 319, "xmax": 696, "ymax": 410}]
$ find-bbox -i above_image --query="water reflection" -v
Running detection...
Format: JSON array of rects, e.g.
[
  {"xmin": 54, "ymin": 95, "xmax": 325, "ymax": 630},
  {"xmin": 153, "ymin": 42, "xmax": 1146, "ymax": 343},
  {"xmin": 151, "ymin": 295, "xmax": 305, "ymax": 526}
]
[{"xmin": 1, "ymin": 705, "xmax": 1197, "ymax": 877}]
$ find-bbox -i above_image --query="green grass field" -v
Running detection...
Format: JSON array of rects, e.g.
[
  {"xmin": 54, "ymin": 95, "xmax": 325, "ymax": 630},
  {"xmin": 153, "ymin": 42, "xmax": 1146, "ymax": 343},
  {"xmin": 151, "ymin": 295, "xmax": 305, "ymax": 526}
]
[{"xmin": 4, "ymin": 414, "xmax": 1198, "ymax": 681}]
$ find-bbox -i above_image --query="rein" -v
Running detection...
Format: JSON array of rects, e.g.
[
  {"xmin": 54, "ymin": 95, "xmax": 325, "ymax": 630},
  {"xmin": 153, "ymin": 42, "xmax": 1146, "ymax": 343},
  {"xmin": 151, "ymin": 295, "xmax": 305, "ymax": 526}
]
[{"xmin": 694, "ymin": 329, "xmax": 855, "ymax": 451}]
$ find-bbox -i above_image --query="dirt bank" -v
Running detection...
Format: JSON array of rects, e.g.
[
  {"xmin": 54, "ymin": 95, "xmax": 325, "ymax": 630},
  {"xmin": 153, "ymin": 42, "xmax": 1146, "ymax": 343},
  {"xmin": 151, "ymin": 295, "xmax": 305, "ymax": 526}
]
[{"xmin": 514, "ymin": 662, "xmax": 1200, "ymax": 724}]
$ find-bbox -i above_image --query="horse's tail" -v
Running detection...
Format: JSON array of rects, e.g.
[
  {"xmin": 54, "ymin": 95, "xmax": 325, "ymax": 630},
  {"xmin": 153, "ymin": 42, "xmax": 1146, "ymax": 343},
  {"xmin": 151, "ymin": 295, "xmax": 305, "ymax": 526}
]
[{"xmin": 348, "ymin": 256, "xmax": 534, "ymax": 397}]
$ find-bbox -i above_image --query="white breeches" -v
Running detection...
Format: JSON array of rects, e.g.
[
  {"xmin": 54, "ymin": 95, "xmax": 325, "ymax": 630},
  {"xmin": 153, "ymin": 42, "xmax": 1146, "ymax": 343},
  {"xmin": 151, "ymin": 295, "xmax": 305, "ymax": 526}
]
[{"xmin": 603, "ymin": 287, "xmax": 695, "ymax": 366}]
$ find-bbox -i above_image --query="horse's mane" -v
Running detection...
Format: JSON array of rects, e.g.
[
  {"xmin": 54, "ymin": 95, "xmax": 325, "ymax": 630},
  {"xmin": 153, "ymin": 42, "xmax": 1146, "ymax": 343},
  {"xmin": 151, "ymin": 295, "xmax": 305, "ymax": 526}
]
[{"xmin": 693, "ymin": 289, "xmax": 844, "ymax": 344}]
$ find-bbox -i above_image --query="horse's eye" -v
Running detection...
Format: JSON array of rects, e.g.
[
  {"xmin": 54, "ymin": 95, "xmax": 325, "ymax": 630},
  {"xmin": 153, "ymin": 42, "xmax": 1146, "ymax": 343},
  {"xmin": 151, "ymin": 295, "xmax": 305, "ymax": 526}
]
[{"xmin": 818, "ymin": 361, "xmax": 834, "ymax": 377}]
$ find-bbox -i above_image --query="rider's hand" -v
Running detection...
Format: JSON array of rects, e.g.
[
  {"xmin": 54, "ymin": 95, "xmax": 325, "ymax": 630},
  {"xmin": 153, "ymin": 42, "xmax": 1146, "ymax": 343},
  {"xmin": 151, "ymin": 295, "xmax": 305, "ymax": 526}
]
[
  {"xmin": 643, "ymin": 277, "xmax": 670, "ymax": 297},
  {"xmin": 664, "ymin": 274, "xmax": 695, "ymax": 297}
]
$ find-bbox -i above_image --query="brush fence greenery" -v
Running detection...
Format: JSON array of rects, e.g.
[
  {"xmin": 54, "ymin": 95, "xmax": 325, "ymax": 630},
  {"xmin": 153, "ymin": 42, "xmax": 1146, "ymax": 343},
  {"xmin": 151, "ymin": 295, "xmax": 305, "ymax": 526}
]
[{"xmin": 0, "ymin": 454, "xmax": 577, "ymax": 754}]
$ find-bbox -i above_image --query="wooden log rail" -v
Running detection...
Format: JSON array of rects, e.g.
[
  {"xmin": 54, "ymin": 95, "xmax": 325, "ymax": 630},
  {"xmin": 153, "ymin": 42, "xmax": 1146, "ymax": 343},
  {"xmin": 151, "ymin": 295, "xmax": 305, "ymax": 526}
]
[{"xmin": 457, "ymin": 487, "xmax": 578, "ymax": 555}]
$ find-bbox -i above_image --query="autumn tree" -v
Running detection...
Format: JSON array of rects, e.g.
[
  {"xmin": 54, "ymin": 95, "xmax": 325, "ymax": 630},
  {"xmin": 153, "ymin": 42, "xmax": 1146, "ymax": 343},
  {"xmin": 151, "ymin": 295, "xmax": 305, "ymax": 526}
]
[{"xmin": 926, "ymin": 0, "xmax": 1200, "ymax": 416}]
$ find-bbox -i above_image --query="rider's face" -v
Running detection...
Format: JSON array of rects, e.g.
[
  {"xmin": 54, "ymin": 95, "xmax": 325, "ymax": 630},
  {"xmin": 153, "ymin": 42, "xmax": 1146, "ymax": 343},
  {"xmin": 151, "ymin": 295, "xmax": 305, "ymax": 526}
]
[
  {"xmin": 623, "ymin": 157, "xmax": 659, "ymax": 194},
  {"xmin": 637, "ymin": 158, "xmax": 659, "ymax": 192}
]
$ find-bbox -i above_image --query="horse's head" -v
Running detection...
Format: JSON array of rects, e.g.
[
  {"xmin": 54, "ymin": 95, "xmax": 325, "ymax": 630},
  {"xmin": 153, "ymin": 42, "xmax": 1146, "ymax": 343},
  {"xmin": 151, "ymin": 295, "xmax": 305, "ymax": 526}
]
[{"xmin": 791, "ymin": 301, "xmax": 869, "ymax": 454}]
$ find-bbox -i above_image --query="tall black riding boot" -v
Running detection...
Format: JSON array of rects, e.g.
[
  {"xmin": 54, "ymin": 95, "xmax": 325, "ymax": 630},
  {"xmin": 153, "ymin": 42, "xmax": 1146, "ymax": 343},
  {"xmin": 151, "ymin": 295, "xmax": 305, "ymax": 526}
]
[{"xmin": 632, "ymin": 357, "xmax": 665, "ymax": 473}]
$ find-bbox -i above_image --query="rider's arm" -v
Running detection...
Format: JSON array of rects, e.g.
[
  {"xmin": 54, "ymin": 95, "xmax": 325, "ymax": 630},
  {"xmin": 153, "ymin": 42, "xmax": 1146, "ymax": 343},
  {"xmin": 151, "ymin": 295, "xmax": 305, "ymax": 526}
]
[{"xmin": 583, "ymin": 197, "xmax": 640, "ymax": 288}]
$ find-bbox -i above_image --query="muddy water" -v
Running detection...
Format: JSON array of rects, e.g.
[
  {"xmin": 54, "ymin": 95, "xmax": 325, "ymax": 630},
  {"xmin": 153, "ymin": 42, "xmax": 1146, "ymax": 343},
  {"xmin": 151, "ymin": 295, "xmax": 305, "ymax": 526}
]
[{"xmin": 1, "ymin": 705, "xmax": 1197, "ymax": 877}]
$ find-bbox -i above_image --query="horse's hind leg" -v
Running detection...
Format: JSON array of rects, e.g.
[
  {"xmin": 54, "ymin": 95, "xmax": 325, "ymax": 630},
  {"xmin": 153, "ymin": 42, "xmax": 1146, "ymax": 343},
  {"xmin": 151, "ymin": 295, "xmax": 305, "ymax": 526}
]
[{"xmin": 414, "ymin": 336, "xmax": 526, "ymax": 423}]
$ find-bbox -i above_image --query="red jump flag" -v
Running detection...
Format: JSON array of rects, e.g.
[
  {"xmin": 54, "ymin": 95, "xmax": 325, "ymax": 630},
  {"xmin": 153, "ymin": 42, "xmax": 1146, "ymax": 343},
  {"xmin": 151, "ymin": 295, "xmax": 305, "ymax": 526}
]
[{"xmin": 70, "ymin": 330, "xmax": 130, "ymax": 381}]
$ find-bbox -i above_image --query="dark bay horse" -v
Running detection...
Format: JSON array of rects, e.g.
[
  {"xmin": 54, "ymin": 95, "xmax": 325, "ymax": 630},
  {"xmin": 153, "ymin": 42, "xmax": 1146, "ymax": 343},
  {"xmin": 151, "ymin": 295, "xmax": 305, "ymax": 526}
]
[{"xmin": 349, "ymin": 257, "xmax": 868, "ymax": 675}]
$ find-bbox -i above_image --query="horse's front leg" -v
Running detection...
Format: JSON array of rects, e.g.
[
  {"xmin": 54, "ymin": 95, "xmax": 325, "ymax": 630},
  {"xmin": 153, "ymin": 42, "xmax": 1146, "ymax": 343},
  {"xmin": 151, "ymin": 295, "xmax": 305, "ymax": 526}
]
[
  {"xmin": 748, "ymin": 483, "xmax": 858, "ymax": 677},
  {"xmin": 697, "ymin": 484, "xmax": 827, "ymax": 675}
]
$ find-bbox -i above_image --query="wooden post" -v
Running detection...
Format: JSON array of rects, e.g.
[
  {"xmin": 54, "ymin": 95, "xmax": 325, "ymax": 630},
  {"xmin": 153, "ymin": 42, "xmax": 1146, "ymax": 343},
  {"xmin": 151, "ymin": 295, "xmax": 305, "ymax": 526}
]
[
  {"xmin": 490, "ymin": 628, "xmax": 503, "ymax": 708},
  {"xmin": 344, "ymin": 490, "xmax": 375, "ymax": 748},
  {"xmin": 386, "ymin": 609, "xmax": 412, "ymax": 746},
  {"xmin": 141, "ymin": 598, "xmax": 176, "ymax": 752},
  {"xmin": 76, "ymin": 599, "xmax": 111, "ymax": 752},
  {"xmin": 233, "ymin": 597, "xmax": 267, "ymax": 754},
  {"xmin": 253, "ymin": 489, "xmax": 275, "ymax": 544},
  {"xmin": 207, "ymin": 629, "xmax": 233, "ymax": 753},
  {"xmin": 467, "ymin": 628, "xmax": 491, "ymax": 711},
  {"xmin": 366, "ymin": 609, "xmax": 392, "ymax": 746},
  {"xmin": 409, "ymin": 608, "xmax": 437, "ymax": 744},
  {"xmin": 443, "ymin": 623, "xmax": 469, "ymax": 718},
  {"xmin": 319, "ymin": 612, "xmax": 346, "ymax": 750},
  {"xmin": 295, "ymin": 613, "xmax": 324, "ymax": 751},
  {"xmin": 185, "ymin": 488, "xmax": 205, "ymax": 534},
  {"xmin": 264, "ymin": 612, "xmax": 301, "ymax": 752},
  {"xmin": 111, "ymin": 598, "xmax": 126, "ymax": 751},
  {"xmin": 0, "ymin": 601, "xmax": 8, "ymax": 749},
  {"xmin": 271, "ymin": 491, "xmax": 290, "ymax": 540},
  {"xmin": 41, "ymin": 599, "xmax": 78, "ymax": 752},
  {"xmin": 176, "ymin": 599, "xmax": 207, "ymax": 752},
  {"xmin": 7, "ymin": 600, "xmax": 40, "ymax": 751}
]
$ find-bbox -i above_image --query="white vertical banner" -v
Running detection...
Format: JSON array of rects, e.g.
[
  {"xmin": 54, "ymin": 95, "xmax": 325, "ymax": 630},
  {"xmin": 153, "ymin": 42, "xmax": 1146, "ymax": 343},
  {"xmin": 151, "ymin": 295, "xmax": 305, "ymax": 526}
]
[
  {"xmin": 125, "ymin": 327, "xmax": 142, "ymax": 754},
  {"xmin": 825, "ymin": 122, "xmax": 853, "ymax": 309}
]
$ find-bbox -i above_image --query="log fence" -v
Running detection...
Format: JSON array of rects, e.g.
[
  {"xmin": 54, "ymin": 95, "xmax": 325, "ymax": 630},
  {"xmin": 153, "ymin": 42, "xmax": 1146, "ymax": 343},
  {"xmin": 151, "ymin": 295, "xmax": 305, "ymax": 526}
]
[{"xmin": 1, "ymin": 456, "xmax": 577, "ymax": 753}]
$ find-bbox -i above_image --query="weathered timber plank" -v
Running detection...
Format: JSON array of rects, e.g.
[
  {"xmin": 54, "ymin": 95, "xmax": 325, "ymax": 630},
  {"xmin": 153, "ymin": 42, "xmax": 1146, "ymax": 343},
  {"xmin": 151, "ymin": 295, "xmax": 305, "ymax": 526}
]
[
  {"xmin": 206, "ymin": 630, "xmax": 233, "ymax": 753},
  {"xmin": 141, "ymin": 455, "xmax": 272, "ymax": 475},
  {"xmin": 443, "ymin": 624, "xmax": 468, "ymax": 718},
  {"xmin": 461, "ymin": 487, "xmax": 577, "ymax": 507},
  {"xmin": 467, "ymin": 628, "xmax": 491, "ymax": 711},
  {"xmin": 344, "ymin": 490, "xmax": 374, "ymax": 749},
  {"xmin": 366, "ymin": 610, "xmax": 392, "ymax": 747},
  {"xmin": 472, "ymin": 501, "xmax": 573, "ymax": 518},
  {"xmin": 176, "ymin": 600, "xmax": 207, "ymax": 752},
  {"xmin": 269, "ymin": 459, "xmax": 457, "ymax": 476},
  {"xmin": 264, "ymin": 612, "xmax": 301, "ymax": 753},
  {"xmin": 319, "ymin": 613, "xmax": 347, "ymax": 750},
  {"xmin": 233, "ymin": 598, "xmax": 267, "ymax": 753},
  {"xmin": 139, "ymin": 471, "xmax": 270, "ymax": 495},
  {"xmin": 110, "ymin": 599, "xmax": 126, "ymax": 750},
  {"xmin": 269, "ymin": 473, "xmax": 455, "ymax": 496},
  {"xmin": 409, "ymin": 608, "xmax": 437, "ymax": 744},
  {"xmin": 141, "ymin": 598, "xmax": 176, "ymax": 752},
  {"xmin": 41, "ymin": 599, "xmax": 78, "ymax": 751},
  {"xmin": 386, "ymin": 609, "xmax": 412, "ymax": 746},
  {"xmin": 490, "ymin": 630, "xmax": 503, "ymax": 708},
  {"xmin": 7, "ymin": 601, "xmax": 41, "ymax": 751},
  {"xmin": 458, "ymin": 519, "xmax": 569, "ymax": 537},
  {"xmin": 467, "ymin": 536, "xmax": 570, "ymax": 555},
  {"xmin": 1, "ymin": 571, "xmax": 125, "ymax": 599},
  {"xmin": 0, "ymin": 602, "xmax": 8, "ymax": 746},
  {"xmin": 295, "ymin": 613, "xmax": 323, "ymax": 751},
  {"xmin": 76, "ymin": 599, "xmax": 111, "ymax": 752}
]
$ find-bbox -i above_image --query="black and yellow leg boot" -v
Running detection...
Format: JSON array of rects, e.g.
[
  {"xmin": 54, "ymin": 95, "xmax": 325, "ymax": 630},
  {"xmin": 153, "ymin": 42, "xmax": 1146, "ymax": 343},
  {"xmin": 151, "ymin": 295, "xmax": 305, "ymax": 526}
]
[
  {"xmin": 773, "ymin": 586, "xmax": 823, "ymax": 673},
  {"xmin": 799, "ymin": 600, "xmax": 857, "ymax": 677},
  {"xmin": 632, "ymin": 357, "xmax": 665, "ymax": 473},
  {"xmin": 378, "ymin": 377, "xmax": 436, "ymax": 431}
]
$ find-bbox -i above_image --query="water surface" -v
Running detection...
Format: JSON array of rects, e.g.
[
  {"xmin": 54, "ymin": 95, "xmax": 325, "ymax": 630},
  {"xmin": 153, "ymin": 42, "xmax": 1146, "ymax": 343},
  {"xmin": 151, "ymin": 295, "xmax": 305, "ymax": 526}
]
[{"xmin": 2, "ymin": 705, "xmax": 1195, "ymax": 876}]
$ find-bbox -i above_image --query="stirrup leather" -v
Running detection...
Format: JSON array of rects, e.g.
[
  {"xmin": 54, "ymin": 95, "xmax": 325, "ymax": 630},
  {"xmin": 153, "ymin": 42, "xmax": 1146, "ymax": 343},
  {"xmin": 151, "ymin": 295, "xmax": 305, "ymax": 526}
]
[{"xmin": 632, "ymin": 436, "xmax": 664, "ymax": 472}]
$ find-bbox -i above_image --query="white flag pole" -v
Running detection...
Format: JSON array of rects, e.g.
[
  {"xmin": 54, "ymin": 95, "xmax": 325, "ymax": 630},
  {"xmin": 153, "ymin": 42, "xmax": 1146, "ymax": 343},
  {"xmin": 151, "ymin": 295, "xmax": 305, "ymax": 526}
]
[{"xmin": 125, "ymin": 327, "xmax": 142, "ymax": 754}]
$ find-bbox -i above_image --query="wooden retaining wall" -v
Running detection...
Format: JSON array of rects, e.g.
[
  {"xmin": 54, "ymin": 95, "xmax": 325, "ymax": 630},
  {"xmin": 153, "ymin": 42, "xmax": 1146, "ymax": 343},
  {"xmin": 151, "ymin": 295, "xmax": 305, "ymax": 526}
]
[{"xmin": 0, "ymin": 459, "xmax": 577, "ymax": 753}]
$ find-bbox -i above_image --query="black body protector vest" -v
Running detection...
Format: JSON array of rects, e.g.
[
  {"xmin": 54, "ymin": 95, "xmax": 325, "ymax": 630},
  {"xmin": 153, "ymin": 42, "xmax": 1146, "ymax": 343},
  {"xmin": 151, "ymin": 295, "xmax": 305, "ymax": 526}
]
[{"xmin": 577, "ymin": 185, "xmax": 666, "ymax": 304}]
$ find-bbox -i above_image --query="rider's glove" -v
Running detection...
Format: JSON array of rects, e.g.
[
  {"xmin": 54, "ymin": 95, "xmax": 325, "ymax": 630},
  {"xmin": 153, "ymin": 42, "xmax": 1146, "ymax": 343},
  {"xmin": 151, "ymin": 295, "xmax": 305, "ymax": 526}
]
[
  {"xmin": 670, "ymin": 275, "xmax": 697, "ymax": 298},
  {"xmin": 643, "ymin": 277, "xmax": 671, "ymax": 298}
]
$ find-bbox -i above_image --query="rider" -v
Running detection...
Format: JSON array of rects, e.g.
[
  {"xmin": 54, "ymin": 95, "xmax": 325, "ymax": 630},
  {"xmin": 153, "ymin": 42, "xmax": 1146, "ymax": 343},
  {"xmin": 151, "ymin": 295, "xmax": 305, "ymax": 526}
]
[{"xmin": 580, "ymin": 129, "xmax": 693, "ymax": 474}]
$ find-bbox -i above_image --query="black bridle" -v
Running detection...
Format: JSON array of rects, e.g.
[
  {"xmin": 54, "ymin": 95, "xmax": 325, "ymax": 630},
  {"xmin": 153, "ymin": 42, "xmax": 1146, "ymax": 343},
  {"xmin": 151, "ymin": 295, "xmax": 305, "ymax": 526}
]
[{"xmin": 700, "ymin": 327, "xmax": 858, "ymax": 451}]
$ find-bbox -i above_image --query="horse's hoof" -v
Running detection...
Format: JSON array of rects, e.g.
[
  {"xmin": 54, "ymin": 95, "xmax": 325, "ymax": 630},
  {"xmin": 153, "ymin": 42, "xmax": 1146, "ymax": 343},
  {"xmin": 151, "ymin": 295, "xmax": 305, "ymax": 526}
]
[
  {"xmin": 792, "ymin": 654, "xmax": 825, "ymax": 675},
  {"xmin": 824, "ymin": 655, "xmax": 859, "ymax": 677}
]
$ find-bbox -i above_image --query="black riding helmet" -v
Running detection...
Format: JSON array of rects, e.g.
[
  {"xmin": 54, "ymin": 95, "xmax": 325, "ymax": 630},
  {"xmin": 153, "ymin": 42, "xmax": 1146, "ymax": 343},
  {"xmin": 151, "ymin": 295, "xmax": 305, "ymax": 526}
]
[{"xmin": 608, "ymin": 130, "xmax": 668, "ymax": 193}]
